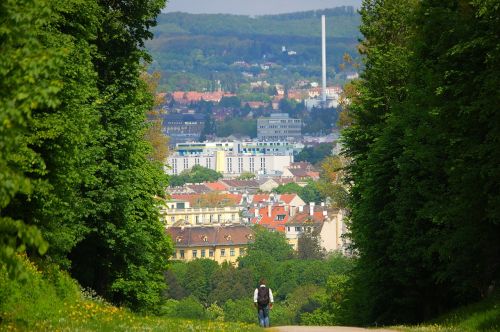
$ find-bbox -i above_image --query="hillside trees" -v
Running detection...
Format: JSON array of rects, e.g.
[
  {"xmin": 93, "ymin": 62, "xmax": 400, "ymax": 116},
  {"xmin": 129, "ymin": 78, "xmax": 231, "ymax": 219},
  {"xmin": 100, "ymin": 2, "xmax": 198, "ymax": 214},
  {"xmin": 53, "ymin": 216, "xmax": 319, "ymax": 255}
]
[
  {"xmin": 1, "ymin": 0, "xmax": 172, "ymax": 311},
  {"xmin": 343, "ymin": 0, "xmax": 500, "ymax": 325}
]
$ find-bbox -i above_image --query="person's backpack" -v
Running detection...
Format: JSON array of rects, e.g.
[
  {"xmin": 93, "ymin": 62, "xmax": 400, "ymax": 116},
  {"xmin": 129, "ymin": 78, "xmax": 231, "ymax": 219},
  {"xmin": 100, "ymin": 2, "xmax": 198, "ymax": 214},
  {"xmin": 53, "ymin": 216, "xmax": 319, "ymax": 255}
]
[{"xmin": 257, "ymin": 286, "xmax": 270, "ymax": 307}]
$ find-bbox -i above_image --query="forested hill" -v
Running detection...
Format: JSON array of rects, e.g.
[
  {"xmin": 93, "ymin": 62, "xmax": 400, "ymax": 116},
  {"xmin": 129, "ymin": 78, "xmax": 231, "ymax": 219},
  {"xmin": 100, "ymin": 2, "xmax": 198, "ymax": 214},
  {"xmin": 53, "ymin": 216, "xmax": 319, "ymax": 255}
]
[
  {"xmin": 154, "ymin": 7, "xmax": 360, "ymax": 38},
  {"xmin": 147, "ymin": 7, "xmax": 361, "ymax": 91}
]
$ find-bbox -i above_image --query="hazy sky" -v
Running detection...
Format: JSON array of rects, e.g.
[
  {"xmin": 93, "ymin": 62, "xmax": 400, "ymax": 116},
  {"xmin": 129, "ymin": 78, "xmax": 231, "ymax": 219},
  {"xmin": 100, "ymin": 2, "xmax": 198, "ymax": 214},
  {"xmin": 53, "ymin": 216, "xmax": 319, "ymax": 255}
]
[{"xmin": 163, "ymin": 0, "xmax": 362, "ymax": 16}]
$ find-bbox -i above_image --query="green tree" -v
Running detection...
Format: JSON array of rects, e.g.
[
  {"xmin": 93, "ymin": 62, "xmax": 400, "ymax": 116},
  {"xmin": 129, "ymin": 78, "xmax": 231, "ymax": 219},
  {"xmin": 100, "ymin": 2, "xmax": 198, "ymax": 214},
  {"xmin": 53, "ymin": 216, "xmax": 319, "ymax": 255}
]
[
  {"xmin": 219, "ymin": 96, "xmax": 241, "ymax": 108},
  {"xmin": 238, "ymin": 227, "xmax": 294, "ymax": 286},
  {"xmin": 297, "ymin": 231, "xmax": 326, "ymax": 260},
  {"xmin": 169, "ymin": 165, "xmax": 223, "ymax": 187},
  {"xmin": 63, "ymin": 0, "xmax": 173, "ymax": 311},
  {"xmin": 0, "ymin": 0, "xmax": 57, "ymax": 276},
  {"xmin": 295, "ymin": 143, "xmax": 334, "ymax": 165},
  {"xmin": 1, "ymin": 0, "xmax": 173, "ymax": 312},
  {"xmin": 273, "ymin": 181, "xmax": 324, "ymax": 203},
  {"xmin": 177, "ymin": 259, "xmax": 218, "ymax": 305},
  {"xmin": 237, "ymin": 172, "xmax": 256, "ymax": 180},
  {"xmin": 343, "ymin": 0, "xmax": 500, "ymax": 325}
]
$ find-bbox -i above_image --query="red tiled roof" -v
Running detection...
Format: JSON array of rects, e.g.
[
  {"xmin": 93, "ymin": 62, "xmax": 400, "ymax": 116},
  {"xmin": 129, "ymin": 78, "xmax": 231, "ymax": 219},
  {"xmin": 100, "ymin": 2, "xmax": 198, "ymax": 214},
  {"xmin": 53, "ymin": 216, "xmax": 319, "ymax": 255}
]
[
  {"xmin": 221, "ymin": 179, "xmax": 260, "ymax": 189},
  {"xmin": 205, "ymin": 181, "xmax": 229, "ymax": 192},
  {"xmin": 249, "ymin": 205, "xmax": 289, "ymax": 232},
  {"xmin": 275, "ymin": 178, "xmax": 295, "ymax": 185},
  {"xmin": 186, "ymin": 184, "xmax": 212, "ymax": 193},
  {"xmin": 287, "ymin": 168, "xmax": 310, "ymax": 178},
  {"xmin": 171, "ymin": 91, "xmax": 235, "ymax": 104},
  {"xmin": 246, "ymin": 101, "xmax": 267, "ymax": 109},
  {"xmin": 287, "ymin": 206, "xmax": 336, "ymax": 225},
  {"xmin": 306, "ymin": 171, "xmax": 320, "ymax": 179},
  {"xmin": 279, "ymin": 194, "xmax": 299, "ymax": 204},
  {"xmin": 252, "ymin": 194, "xmax": 270, "ymax": 204},
  {"xmin": 167, "ymin": 225, "xmax": 255, "ymax": 247}
]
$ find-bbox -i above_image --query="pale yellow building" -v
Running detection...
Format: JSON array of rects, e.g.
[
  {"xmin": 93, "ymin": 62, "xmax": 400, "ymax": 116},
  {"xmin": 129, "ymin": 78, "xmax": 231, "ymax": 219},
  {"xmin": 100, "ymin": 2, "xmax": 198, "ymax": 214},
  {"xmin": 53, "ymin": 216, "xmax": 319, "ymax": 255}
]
[
  {"xmin": 166, "ymin": 225, "xmax": 254, "ymax": 264},
  {"xmin": 161, "ymin": 199, "xmax": 242, "ymax": 227}
]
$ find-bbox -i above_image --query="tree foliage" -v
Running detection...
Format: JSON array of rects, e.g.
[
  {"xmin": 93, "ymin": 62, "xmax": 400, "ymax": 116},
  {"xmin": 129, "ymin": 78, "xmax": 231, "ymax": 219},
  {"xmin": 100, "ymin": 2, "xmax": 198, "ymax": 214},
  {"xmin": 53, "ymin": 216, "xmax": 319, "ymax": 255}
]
[
  {"xmin": 297, "ymin": 231, "xmax": 326, "ymax": 260},
  {"xmin": 342, "ymin": 0, "xmax": 500, "ymax": 325},
  {"xmin": 169, "ymin": 165, "xmax": 223, "ymax": 187},
  {"xmin": 0, "ymin": 0, "xmax": 172, "ymax": 311},
  {"xmin": 295, "ymin": 143, "xmax": 334, "ymax": 165},
  {"xmin": 273, "ymin": 182, "xmax": 324, "ymax": 204}
]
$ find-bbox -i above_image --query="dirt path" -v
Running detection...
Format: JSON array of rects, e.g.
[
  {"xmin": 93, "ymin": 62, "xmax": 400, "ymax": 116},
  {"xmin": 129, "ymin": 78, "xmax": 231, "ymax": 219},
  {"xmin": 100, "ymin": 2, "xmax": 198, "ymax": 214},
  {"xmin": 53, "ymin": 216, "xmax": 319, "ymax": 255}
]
[{"xmin": 272, "ymin": 326, "xmax": 398, "ymax": 332}]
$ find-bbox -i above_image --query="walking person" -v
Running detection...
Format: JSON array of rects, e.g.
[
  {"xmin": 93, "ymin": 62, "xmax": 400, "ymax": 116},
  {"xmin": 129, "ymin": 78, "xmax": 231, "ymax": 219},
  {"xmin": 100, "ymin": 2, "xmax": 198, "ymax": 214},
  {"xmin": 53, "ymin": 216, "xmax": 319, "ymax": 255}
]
[{"xmin": 253, "ymin": 277, "xmax": 274, "ymax": 328}]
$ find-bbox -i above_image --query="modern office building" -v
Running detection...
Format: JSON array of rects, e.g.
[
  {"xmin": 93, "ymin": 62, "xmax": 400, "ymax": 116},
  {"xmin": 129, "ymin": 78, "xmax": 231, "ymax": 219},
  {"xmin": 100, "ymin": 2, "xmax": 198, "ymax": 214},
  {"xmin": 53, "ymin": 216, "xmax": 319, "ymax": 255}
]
[
  {"xmin": 162, "ymin": 113, "xmax": 206, "ymax": 145},
  {"xmin": 257, "ymin": 113, "xmax": 302, "ymax": 141},
  {"xmin": 168, "ymin": 152, "xmax": 293, "ymax": 176},
  {"xmin": 167, "ymin": 139, "xmax": 298, "ymax": 176},
  {"xmin": 175, "ymin": 140, "xmax": 298, "ymax": 156}
]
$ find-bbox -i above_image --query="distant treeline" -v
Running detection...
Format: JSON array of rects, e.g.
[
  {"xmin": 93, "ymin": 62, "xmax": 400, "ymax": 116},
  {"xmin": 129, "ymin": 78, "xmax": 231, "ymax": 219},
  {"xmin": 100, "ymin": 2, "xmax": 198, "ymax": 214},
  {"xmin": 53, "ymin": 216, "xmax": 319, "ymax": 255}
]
[{"xmin": 147, "ymin": 7, "xmax": 361, "ymax": 91}]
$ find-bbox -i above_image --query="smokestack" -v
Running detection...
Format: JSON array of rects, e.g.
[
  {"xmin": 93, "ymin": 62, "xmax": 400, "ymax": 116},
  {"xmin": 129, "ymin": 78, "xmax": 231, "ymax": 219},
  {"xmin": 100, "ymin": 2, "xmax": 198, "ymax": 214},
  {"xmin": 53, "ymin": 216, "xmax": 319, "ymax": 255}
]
[{"xmin": 321, "ymin": 15, "xmax": 327, "ymax": 105}]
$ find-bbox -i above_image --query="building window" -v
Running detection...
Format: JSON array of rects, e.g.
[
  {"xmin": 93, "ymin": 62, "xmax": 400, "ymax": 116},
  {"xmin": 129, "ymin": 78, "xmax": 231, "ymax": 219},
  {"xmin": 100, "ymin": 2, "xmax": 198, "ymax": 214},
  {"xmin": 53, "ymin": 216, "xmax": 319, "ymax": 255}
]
[
  {"xmin": 173, "ymin": 251, "xmax": 177, "ymax": 259},
  {"xmin": 180, "ymin": 250, "xmax": 185, "ymax": 259},
  {"xmin": 171, "ymin": 216, "xmax": 175, "ymax": 223},
  {"xmin": 192, "ymin": 250, "xmax": 197, "ymax": 258},
  {"xmin": 230, "ymin": 248, "xmax": 235, "ymax": 256},
  {"xmin": 201, "ymin": 249, "xmax": 206, "ymax": 258},
  {"xmin": 221, "ymin": 248, "xmax": 226, "ymax": 257},
  {"xmin": 295, "ymin": 226, "xmax": 302, "ymax": 232},
  {"xmin": 239, "ymin": 248, "xmax": 245, "ymax": 256},
  {"xmin": 209, "ymin": 249, "xmax": 214, "ymax": 257},
  {"xmin": 287, "ymin": 227, "xmax": 291, "ymax": 232},
  {"xmin": 195, "ymin": 216, "xmax": 200, "ymax": 224},
  {"xmin": 277, "ymin": 214, "xmax": 285, "ymax": 221}
]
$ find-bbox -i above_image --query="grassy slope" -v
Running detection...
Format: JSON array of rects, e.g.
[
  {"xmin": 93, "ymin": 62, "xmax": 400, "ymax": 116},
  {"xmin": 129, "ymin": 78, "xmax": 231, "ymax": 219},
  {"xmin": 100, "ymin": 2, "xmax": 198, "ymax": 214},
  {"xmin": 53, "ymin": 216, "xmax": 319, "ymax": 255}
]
[
  {"xmin": 0, "ymin": 256, "xmax": 261, "ymax": 332},
  {"xmin": 396, "ymin": 291, "xmax": 500, "ymax": 332}
]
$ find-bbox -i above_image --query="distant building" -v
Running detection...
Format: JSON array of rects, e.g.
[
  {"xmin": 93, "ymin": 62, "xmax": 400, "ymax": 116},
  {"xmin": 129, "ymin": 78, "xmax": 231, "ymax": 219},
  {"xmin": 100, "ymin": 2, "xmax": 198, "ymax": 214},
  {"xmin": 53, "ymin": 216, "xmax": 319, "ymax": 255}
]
[
  {"xmin": 175, "ymin": 140, "xmax": 296, "ymax": 156},
  {"xmin": 168, "ymin": 152, "xmax": 293, "ymax": 177},
  {"xmin": 161, "ymin": 198, "xmax": 242, "ymax": 227},
  {"xmin": 285, "ymin": 203, "xmax": 347, "ymax": 253},
  {"xmin": 167, "ymin": 225, "xmax": 254, "ymax": 264},
  {"xmin": 282, "ymin": 162, "xmax": 320, "ymax": 182},
  {"xmin": 167, "ymin": 140, "xmax": 298, "ymax": 176},
  {"xmin": 163, "ymin": 113, "xmax": 205, "ymax": 145},
  {"xmin": 257, "ymin": 113, "xmax": 302, "ymax": 141}
]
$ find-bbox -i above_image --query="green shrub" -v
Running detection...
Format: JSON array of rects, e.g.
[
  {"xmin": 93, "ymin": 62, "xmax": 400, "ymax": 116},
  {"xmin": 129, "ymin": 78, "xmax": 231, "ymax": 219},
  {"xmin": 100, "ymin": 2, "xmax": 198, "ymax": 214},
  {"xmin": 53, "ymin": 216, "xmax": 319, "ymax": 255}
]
[
  {"xmin": 207, "ymin": 303, "xmax": 225, "ymax": 322},
  {"xmin": 224, "ymin": 299, "xmax": 256, "ymax": 323},
  {"xmin": 0, "ymin": 255, "xmax": 79, "ymax": 329},
  {"xmin": 176, "ymin": 296, "xmax": 207, "ymax": 319}
]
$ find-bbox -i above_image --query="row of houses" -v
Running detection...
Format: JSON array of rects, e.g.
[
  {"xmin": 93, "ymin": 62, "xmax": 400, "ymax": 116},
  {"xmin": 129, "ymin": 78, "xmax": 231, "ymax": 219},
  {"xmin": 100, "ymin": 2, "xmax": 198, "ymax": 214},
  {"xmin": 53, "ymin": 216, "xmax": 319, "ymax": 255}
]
[
  {"xmin": 169, "ymin": 162, "xmax": 320, "ymax": 193},
  {"xmin": 163, "ymin": 191, "xmax": 348, "ymax": 264}
]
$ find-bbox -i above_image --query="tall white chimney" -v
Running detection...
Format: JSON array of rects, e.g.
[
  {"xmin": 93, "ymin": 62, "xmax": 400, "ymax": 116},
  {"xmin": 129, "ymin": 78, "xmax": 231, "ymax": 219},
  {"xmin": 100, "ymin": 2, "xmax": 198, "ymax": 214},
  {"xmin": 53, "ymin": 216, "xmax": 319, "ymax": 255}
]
[{"xmin": 321, "ymin": 15, "xmax": 327, "ymax": 105}]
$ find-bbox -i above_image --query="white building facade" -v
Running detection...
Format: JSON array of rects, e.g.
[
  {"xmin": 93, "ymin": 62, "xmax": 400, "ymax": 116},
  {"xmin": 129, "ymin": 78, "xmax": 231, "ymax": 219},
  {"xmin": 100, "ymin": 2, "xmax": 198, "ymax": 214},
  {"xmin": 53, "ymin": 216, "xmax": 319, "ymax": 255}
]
[{"xmin": 167, "ymin": 152, "xmax": 293, "ymax": 177}]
